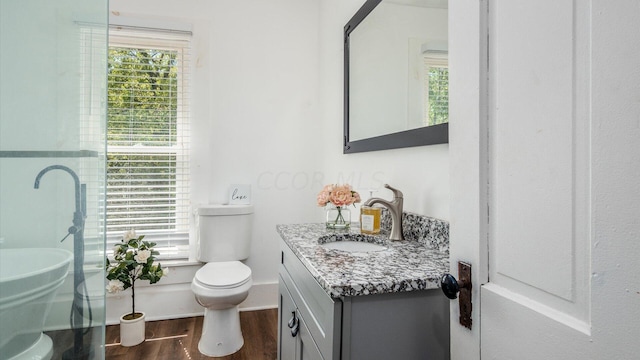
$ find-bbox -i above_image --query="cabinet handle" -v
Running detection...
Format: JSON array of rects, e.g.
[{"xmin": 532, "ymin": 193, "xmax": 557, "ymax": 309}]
[
  {"xmin": 288, "ymin": 311, "xmax": 300, "ymax": 337},
  {"xmin": 291, "ymin": 321, "xmax": 299, "ymax": 337},
  {"xmin": 287, "ymin": 311, "xmax": 296, "ymax": 329}
]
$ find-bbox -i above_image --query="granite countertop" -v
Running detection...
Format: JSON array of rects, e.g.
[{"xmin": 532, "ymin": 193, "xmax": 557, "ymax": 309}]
[{"xmin": 276, "ymin": 222, "xmax": 449, "ymax": 298}]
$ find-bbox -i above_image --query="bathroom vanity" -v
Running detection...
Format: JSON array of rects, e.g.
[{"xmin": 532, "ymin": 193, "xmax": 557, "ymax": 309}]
[{"xmin": 276, "ymin": 218, "xmax": 450, "ymax": 360}]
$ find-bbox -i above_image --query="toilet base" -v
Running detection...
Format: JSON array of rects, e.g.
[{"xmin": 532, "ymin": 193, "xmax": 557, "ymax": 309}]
[{"xmin": 198, "ymin": 306, "xmax": 244, "ymax": 357}]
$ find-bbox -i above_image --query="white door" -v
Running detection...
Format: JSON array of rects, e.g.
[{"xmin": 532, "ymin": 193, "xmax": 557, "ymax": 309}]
[{"xmin": 449, "ymin": 1, "xmax": 640, "ymax": 359}]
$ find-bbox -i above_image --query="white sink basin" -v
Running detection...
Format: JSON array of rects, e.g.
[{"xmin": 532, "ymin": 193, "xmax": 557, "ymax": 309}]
[{"xmin": 321, "ymin": 241, "xmax": 386, "ymax": 253}]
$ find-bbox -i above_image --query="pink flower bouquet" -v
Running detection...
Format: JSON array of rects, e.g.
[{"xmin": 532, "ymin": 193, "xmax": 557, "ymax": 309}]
[
  {"xmin": 316, "ymin": 184, "xmax": 361, "ymax": 207},
  {"xmin": 317, "ymin": 184, "xmax": 361, "ymax": 229}
]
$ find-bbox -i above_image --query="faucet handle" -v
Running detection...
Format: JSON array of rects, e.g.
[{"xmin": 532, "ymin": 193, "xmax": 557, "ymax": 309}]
[
  {"xmin": 59, "ymin": 226, "xmax": 80, "ymax": 243},
  {"xmin": 383, "ymin": 184, "xmax": 403, "ymax": 199}
]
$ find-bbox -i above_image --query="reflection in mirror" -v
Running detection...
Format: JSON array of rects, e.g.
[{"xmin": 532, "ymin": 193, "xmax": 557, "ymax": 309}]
[{"xmin": 344, "ymin": 0, "xmax": 448, "ymax": 153}]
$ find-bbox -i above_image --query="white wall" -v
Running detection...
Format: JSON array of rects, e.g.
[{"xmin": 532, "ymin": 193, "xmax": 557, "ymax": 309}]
[
  {"xmin": 106, "ymin": 0, "xmax": 450, "ymax": 321},
  {"xmin": 108, "ymin": 0, "xmax": 324, "ymax": 317}
]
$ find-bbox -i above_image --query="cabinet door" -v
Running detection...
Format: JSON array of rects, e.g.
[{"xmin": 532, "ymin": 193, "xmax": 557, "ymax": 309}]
[
  {"xmin": 280, "ymin": 240, "xmax": 342, "ymax": 359},
  {"xmin": 279, "ymin": 280, "xmax": 297, "ymax": 360},
  {"xmin": 296, "ymin": 312, "xmax": 324, "ymax": 360},
  {"xmin": 280, "ymin": 278, "xmax": 324, "ymax": 360}
]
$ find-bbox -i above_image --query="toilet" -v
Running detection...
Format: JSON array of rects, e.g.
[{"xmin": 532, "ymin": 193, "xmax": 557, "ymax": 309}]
[{"xmin": 191, "ymin": 204, "xmax": 254, "ymax": 357}]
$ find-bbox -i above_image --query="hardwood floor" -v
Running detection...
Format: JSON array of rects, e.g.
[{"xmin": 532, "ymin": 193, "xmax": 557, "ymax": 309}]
[{"xmin": 47, "ymin": 309, "xmax": 278, "ymax": 360}]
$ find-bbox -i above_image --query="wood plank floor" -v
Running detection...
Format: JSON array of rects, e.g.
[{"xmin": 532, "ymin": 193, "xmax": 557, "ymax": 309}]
[{"xmin": 47, "ymin": 309, "xmax": 278, "ymax": 360}]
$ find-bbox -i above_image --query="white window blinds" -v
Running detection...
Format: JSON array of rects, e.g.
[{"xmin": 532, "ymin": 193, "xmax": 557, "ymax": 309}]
[
  {"xmin": 107, "ymin": 27, "xmax": 191, "ymax": 259},
  {"xmin": 423, "ymin": 52, "xmax": 449, "ymax": 126}
]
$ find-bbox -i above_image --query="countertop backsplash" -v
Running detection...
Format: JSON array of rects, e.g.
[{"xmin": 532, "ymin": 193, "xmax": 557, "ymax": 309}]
[{"xmin": 380, "ymin": 208, "xmax": 449, "ymax": 253}]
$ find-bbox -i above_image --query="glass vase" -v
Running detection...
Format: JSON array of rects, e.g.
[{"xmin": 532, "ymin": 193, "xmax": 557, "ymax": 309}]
[{"xmin": 326, "ymin": 205, "xmax": 351, "ymax": 229}]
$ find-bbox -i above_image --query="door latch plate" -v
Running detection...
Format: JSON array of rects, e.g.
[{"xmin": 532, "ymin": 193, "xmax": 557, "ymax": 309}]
[{"xmin": 458, "ymin": 261, "xmax": 472, "ymax": 329}]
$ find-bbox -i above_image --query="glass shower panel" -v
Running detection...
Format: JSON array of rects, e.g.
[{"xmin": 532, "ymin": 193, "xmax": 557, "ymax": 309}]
[{"xmin": 0, "ymin": 0, "xmax": 107, "ymax": 359}]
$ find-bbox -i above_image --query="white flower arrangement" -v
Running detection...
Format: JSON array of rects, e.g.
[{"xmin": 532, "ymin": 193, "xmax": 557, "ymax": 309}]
[{"xmin": 105, "ymin": 230, "xmax": 166, "ymax": 319}]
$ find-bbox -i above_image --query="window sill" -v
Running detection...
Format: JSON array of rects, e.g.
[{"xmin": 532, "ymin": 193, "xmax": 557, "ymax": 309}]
[
  {"xmin": 105, "ymin": 245, "xmax": 192, "ymax": 264},
  {"xmin": 157, "ymin": 258, "xmax": 202, "ymax": 268}
]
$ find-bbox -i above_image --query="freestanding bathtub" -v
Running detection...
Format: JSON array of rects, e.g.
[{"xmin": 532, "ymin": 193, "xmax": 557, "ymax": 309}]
[{"xmin": 0, "ymin": 248, "xmax": 73, "ymax": 360}]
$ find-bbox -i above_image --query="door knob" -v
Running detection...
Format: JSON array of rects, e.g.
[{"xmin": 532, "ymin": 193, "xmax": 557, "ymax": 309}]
[
  {"xmin": 441, "ymin": 261, "xmax": 473, "ymax": 329},
  {"xmin": 441, "ymin": 273, "xmax": 469, "ymax": 299}
]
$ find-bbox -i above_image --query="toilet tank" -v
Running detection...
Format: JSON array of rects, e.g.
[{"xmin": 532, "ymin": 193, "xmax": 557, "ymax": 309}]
[{"xmin": 195, "ymin": 204, "xmax": 254, "ymax": 262}]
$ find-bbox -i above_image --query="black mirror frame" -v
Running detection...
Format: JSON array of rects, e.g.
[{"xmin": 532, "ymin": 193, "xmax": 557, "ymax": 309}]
[{"xmin": 343, "ymin": 0, "xmax": 449, "ymax": 154}]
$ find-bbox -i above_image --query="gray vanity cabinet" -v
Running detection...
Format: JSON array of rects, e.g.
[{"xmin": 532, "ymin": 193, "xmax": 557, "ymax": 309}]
[
  {"xmin": 277, "ymin": 240, "xmax": 451, "ymax": 360},
  {"xmin": 278, "ymin": 241, "xmax": 342, "ymax": 360},
  {"xmin": 278, "ymin": 280, "xmax": 298, "ymax": 360},
  {"xmin": 279, "ymin": 279, "xmax": 326, "ymax": 360}
]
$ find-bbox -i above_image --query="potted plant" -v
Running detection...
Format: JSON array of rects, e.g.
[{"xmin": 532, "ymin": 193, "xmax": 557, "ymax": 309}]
[{"xmin": 105, "ymin": 230, "xmax": 166, "ymax": 346}]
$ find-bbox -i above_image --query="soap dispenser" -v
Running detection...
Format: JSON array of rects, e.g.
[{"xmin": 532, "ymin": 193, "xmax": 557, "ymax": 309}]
[{"xmin": 360, "ymin": 190, "xmax": 381, "ymax": 234}]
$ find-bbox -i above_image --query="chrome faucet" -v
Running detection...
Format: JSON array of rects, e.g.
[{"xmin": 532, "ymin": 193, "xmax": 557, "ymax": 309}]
[{"xmin": 363, "ymin": 184, "xmax": 404, "ymax": 241}]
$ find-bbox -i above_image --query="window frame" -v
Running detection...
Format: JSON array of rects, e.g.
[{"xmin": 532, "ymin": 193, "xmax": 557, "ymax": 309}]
[{"xmin": 106, "ymin": 27, "xmax": 191, "ymax": 259}]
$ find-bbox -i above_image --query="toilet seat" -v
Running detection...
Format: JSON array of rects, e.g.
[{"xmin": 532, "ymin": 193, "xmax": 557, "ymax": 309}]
[{"xmin": 194, "ymin": 261, "xmax": 252, "ymax": 289}]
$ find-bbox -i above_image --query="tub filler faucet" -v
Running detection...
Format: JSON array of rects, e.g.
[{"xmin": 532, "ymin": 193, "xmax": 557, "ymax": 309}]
[
  {"xmin": 34, "ymin": 164, "xmax": 91, "ymax": 359},
  {"xmin": 34, "ymin": 165, "xmax": 86, "ymax": 241},
  {"xmin": 363, "ymin": 184, "xmax": 404, "ymax": 241}
]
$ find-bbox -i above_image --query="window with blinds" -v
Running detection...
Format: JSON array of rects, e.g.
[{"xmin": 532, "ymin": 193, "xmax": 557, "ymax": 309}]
[
  {"xmin": 423, "ymin": 53, "xmax": 449, "ymax": 126},
  {"xmin": 107, "ymin": 27, "xmax": 191, "ymax": 259}
]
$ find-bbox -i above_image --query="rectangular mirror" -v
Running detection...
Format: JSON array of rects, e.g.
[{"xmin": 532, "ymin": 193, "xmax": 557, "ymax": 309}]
[{"xmin": 344, "ymin": 0, "xmax": 448, "ymax": 153}]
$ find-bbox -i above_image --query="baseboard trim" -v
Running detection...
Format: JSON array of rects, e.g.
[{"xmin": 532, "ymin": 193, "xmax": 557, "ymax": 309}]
[
  {"xmin": 240, "ymin": 304, "xmax": 279, "ymax": 312},
  {"xmin": 44, "ymin": 267, "xmax": 279, "ymax": 329},
  {"xmin": 104, "ymin": 281, "xmax": 278, "ymax": 325}
]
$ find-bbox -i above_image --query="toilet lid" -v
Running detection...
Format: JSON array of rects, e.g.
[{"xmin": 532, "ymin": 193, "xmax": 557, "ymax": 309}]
[{"xmin": 195, "ymin": 261, "xmax": 252, "ymax": 288}]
